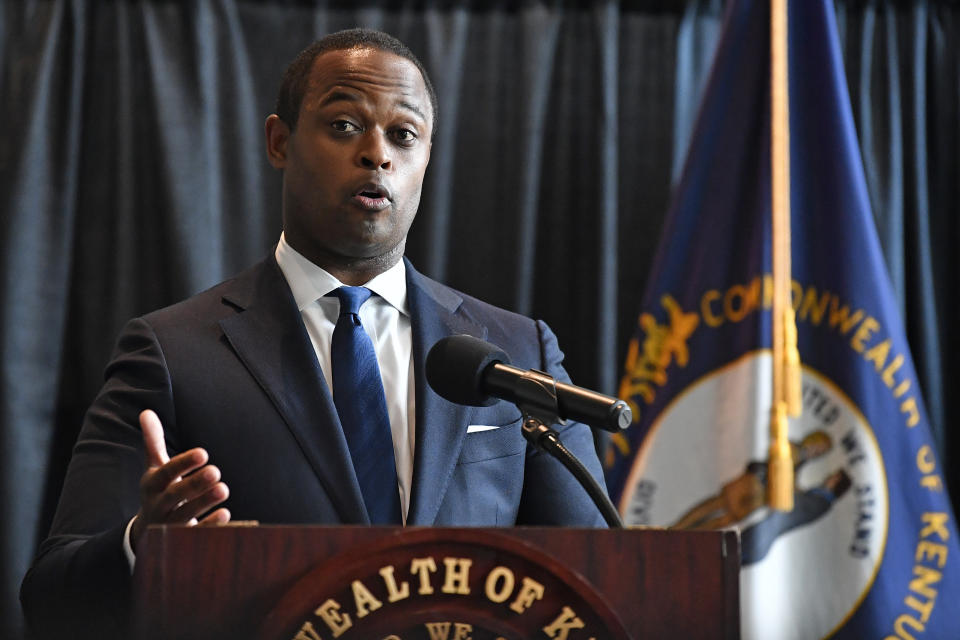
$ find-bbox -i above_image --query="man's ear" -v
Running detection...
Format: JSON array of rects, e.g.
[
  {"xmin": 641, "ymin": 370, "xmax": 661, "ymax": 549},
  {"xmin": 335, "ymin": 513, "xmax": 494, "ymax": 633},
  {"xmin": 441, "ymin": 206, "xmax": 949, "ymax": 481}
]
[{"xmin": 264, "ymin": 114, "xmax": 290, "ymax": 169}]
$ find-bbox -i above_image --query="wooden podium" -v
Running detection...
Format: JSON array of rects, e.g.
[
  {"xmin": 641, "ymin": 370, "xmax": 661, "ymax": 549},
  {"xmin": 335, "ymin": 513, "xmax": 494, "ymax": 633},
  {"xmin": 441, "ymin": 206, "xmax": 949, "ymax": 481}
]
[{"xmin": 133, "ymin": 525, "xmax": 739, "ymax": 639}]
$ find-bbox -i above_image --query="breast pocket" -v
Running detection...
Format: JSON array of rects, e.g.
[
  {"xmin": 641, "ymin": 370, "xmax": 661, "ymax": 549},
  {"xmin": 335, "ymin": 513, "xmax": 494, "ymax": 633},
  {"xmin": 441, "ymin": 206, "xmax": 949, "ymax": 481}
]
[
  {"xmin": 436, "ymin": 406, "xmax": 527, "ymax": 526},
  {"xmin": 458, "ymin": 406, "xmax": 525, "ymax": 464}
]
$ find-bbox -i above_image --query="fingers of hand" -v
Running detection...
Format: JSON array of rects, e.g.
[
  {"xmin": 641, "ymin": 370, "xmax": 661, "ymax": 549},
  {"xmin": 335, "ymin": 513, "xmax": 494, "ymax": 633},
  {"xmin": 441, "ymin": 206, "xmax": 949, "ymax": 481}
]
[
  {"xmin": 158, "ymin": 464, "xmax": 225, "ymax": 512},
  {"xmin": 141, "ymin": 448, "xmax": 209, "ymax": 494},
  {"xmin": 139, "ymin": 410, "xmax": 170, "ymax": 467},
  {"xmin": 140, "ymin": 458, "xmax": 228, "ymax": 524},
  {"xmin": 198, "ymin": 508, "xmax": 231, "ymax": 526},
  {"xmin": 167, "ymin": 476, "xmax": 230, "ymax": 522}
]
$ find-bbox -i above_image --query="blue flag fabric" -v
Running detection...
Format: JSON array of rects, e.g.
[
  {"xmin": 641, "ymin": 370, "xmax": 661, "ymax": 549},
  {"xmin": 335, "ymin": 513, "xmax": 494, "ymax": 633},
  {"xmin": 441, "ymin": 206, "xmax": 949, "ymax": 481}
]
[{"xmin": 604, "ymin": 1, "xmax": 959, "ymax": 638}]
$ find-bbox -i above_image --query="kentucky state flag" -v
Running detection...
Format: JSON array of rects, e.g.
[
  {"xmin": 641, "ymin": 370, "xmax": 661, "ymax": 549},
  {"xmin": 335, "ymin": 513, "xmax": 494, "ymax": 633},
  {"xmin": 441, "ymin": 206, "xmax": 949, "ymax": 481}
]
[{"xmin": 604, "ymin": 1, "xmax": 959, "ymax": 638}]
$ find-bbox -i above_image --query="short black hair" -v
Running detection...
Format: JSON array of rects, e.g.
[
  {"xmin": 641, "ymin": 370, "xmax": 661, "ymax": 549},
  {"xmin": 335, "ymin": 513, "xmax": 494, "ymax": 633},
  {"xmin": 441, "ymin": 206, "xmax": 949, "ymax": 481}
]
[{"xmin": 274, "ymin": 28, "xmax": 437, "ymax": 135}]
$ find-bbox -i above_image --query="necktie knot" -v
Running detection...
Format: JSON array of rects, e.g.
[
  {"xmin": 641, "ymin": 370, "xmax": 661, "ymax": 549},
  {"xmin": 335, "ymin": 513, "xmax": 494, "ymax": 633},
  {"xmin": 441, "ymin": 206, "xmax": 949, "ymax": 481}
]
[{"xmin": 331, "ymin": 286, "xmax": 373, "ymax": 317}]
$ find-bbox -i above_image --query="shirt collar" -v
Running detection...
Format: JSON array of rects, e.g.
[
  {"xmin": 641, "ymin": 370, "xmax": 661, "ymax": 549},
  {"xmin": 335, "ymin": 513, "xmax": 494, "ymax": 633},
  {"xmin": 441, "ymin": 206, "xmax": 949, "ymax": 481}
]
[{"xmin": 274, "ymin": 233, "xmax": 408, "ymax": 315}]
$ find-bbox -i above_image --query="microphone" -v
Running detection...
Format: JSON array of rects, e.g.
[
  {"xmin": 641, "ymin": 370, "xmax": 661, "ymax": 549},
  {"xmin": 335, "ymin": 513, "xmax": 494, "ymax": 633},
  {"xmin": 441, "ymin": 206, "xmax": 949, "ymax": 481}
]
[{"xmin": 425, "ymin": 335, "xmax": 632, "ymax": 433}]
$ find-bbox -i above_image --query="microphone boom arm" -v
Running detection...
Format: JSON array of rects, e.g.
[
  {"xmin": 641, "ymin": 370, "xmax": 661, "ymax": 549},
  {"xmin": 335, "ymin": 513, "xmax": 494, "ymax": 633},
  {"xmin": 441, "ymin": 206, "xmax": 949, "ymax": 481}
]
[{"xmin": 512, "ymin": 371, "xmax": 625, "ymax": 529}]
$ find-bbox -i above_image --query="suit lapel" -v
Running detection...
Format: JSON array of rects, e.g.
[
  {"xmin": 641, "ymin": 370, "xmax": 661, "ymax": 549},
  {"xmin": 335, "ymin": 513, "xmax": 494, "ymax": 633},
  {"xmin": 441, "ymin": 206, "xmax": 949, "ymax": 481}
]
[
  {"xmin": 404, "ymin": 260, "xmax": 488, "ymax": 525},
  {"xmin": 218, "ymin": 258, "xmax": 368, "ymax": 524}
]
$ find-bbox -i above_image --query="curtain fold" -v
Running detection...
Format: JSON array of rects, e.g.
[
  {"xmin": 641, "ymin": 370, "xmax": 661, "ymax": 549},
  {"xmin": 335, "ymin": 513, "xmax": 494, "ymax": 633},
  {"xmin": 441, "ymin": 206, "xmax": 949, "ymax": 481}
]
[
  {"xmin": 671, "ymin": 0, "xmax": 723, "ymax": 184},
  {"xmin": 1, "ymin": 2, "xmax": 87, "ymax": 636},
  {"xmin": 836, "ymin": 0, "xmax": 954, "ymax": 457},
  {"xmin": 594, "ymin": 0, "xmax": 620, "ymax": 394},
  {"xmin": 511, "ymin": 6, "xmax": 561, "ymax": 317},
  {"xmin": 419, "ymin": 6, "xmax": 469, "ymax": 280},
  {"xmin": 1, "ymin": 1, "xmax": 956, "ymax": 637}
]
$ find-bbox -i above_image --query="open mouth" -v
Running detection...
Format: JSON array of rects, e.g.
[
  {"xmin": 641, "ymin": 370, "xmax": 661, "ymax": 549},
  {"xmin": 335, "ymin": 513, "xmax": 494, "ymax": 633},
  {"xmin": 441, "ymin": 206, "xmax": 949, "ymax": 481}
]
[{"xmin": 352, "ymin": 183, "xmax": 392, "ymax": 210}]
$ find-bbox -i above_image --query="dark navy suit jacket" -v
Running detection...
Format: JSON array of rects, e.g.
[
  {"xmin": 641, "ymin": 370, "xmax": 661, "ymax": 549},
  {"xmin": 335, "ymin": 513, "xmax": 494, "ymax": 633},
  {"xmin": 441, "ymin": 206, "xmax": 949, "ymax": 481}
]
[{"xmin": 21, "ymin": 255, "xmax": 607, "ymax": 636}]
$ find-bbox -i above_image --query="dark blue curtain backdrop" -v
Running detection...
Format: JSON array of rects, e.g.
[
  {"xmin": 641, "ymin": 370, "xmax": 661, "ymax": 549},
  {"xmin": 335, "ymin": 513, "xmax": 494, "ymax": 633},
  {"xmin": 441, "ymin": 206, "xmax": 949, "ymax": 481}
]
[{"xmin": 1, "ymin": 1, "xmax": 956, "ymax": 636}]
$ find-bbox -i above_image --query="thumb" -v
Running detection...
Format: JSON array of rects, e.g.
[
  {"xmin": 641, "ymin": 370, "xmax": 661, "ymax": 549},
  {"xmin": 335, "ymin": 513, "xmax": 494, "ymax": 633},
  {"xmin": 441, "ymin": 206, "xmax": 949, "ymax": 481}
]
[{"xmin": 139, "ymin": 409, "xmax": 170, "ymax": 468}]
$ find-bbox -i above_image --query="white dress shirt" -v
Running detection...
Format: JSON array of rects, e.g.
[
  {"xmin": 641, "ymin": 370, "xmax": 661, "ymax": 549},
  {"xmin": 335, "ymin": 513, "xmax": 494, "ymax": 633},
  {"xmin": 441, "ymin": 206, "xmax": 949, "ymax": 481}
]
[
  {"xmin": 274, "ymin": 233, "xmax": 415, "ymax": 521},
  {"xmin": 124, "ymin": 235, "xmax": 416, "ymax": 569}
]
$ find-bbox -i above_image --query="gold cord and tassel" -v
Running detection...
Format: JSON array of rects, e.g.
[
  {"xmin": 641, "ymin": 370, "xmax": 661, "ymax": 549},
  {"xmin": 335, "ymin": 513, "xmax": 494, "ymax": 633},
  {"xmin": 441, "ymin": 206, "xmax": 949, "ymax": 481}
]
[{"xmin": 767, "ymin": 0, "xmax": 800, "ymax": 511}]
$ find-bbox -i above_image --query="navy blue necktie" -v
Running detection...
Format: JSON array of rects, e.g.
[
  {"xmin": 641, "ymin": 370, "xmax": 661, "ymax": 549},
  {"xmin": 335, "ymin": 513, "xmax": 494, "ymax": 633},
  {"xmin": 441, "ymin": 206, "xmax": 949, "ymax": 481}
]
[{"xmin": 329, "ymin": 286, "xmax": 402, "ymax": 524}]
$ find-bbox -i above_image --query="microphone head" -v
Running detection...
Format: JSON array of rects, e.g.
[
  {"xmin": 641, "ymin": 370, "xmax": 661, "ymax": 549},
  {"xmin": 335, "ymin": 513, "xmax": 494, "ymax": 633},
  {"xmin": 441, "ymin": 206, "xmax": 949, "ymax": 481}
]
[{"xmin": 425, "ymin": 335, "xmax": 511, "ymax": 407}]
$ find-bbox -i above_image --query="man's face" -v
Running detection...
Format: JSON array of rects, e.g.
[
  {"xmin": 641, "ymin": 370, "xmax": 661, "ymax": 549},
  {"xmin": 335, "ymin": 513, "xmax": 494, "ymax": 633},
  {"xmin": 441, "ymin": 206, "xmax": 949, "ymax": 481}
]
[{"xmin": 267, "ymin": 47, "xmax": 432, "ymax": 273}]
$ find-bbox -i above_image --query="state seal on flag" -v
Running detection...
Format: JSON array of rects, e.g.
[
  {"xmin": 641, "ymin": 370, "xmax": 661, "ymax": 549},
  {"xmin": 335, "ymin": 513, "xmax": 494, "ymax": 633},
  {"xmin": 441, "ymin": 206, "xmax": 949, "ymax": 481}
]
[{"xmin": 619, "ymin": 352, "xmax": 888, "ymax": 640}]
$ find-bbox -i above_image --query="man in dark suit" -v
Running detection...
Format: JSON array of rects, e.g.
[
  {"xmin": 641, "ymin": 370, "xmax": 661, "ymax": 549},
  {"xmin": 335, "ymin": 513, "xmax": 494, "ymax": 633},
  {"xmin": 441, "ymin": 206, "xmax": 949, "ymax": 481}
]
[{"xmin": 21, "ymin": 28, "xmax": 606, "ymax": 636}]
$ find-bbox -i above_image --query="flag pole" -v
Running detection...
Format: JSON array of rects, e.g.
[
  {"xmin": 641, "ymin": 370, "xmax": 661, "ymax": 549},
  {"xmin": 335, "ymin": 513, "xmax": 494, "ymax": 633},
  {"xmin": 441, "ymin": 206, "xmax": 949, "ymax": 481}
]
[{"xmin": 768, "ymin": 0, "xmax": 799, "ymax": 511}]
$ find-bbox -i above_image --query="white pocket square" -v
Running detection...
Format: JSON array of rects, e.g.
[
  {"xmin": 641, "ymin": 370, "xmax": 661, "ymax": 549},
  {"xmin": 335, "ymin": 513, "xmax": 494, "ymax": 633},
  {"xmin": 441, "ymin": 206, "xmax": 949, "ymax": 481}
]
[{"xmin": 466, "ymin": 424, "xmax": 500, "ymax": 433}]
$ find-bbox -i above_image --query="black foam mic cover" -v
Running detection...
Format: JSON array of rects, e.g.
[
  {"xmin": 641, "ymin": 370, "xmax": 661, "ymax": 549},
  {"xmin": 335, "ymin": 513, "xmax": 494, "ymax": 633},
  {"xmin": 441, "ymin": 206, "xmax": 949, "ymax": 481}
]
[{"xmin": 425, "ymin": 335, "xmax": 509, "ymax": 407}]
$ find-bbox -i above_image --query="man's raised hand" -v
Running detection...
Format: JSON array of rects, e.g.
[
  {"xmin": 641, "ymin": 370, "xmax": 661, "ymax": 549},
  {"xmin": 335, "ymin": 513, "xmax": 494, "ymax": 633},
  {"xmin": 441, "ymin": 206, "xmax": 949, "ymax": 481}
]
[{"xmin": 130, "ymin": 409, "xmax": 230, "ymax": 551}]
